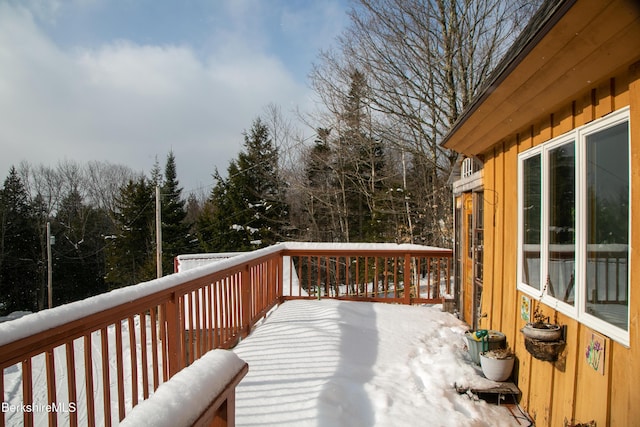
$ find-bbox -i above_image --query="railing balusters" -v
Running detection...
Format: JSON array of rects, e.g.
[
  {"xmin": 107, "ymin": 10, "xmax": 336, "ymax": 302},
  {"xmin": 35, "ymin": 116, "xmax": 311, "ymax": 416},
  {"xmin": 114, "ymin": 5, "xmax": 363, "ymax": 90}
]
[
  {"xmin": 1, "ymin": 366, "xmax": 5, "ymax": 427},
  {"xmin": 139, "ymin": 312, "xmax": 149, "ymax": 400},
  {"xmin": 100, "ymin": 327, "xmax": 112, "ymax": 427},
  {"xmin": 221, "ymin": 277, "xmax": 228, "ymax": 346},
  {"xmin": 187, "ymin": 293, "xmax": 192, "ymax": 362},
  {"xmin": 213, "ymin": 281, "xmax": 220, "ymax": 348},
  {"xmin": 128, "ymin": 316, "xmax": 138, "ymax": 409},
  {"xmin": 65, "ymin": 341, "xmax": 78, "ymax": 427},
  {"xmin": 149, "ymin": 306, "xmax": 160, "ymax": 390},
  {"xmin": 206, "ymin": 284, "xmax": 214, "ymax": 351},
  {"xmin": 45, "ymin": 349, "xmax": 57, "ymax": 427},
  {"xmin": 160, "ymin": 302, "xmax": 169, "ymax": 383},
  {"xmin": 115, "ymin": 321, "xmax": 125, "ymax": 421},
  {"xmin": 178, "ymin": 295, "xmax": 186, "ymax": 369},
  {"xmin": 83, "ymin": 334, "xmax": 95, "ymax": 426},
  {"xmin": 22, "ymin": 358, "xmax": 33, "ymax": 427}
]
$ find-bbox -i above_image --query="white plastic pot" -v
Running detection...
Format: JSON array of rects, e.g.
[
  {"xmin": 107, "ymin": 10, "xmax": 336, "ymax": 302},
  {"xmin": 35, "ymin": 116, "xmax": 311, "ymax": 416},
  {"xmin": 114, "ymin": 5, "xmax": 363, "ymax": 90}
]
[{"xmin": 479, "ymin": 352, "xmax": 515, "ymax": 382}]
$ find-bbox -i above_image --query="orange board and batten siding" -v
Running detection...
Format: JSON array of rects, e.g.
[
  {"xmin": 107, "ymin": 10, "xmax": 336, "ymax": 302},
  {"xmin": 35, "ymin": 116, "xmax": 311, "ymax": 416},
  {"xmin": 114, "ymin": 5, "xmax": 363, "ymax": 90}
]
[{"xmin": 475, "ymin": 65, "xmax": 640, "ymax": 426}]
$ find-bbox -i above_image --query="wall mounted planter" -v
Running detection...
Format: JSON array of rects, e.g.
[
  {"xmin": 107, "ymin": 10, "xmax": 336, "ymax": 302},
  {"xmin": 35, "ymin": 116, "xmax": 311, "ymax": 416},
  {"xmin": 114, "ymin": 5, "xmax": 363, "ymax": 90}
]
[
  {"xmin": 521, "ymin": 323, "xmax": 562, "ymax": 341},
  {"xmin": 521, "ymin": 323, "xmax": 566, "ymax": 362}
]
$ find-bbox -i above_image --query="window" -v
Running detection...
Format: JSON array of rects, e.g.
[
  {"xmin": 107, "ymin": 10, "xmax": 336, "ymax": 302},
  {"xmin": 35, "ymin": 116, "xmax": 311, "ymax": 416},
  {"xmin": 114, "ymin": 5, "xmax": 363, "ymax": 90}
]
[
  {"xmin": 518, "ymin": 108, "xmax": 630, "ymax": 345},
  {"xmin": 584, "ymin": 121, "xmax": 629, "ymax": 332},
  {"xmin": 521, "ymin": 154, "xmax": 541, "ymax": 291}
]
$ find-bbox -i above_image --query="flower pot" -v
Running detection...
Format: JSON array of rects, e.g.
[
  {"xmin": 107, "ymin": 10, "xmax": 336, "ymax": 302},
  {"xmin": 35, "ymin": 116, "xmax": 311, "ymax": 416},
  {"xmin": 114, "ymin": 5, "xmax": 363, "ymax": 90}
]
[
  {"xmin": 464, "ymin": 330, "xmax": 506, "ymax": 365},
  {"xmin": 521, "ymin": 323, "xmax": 562, "ymax": 341},
  {"xmin": 479, "ymin": 352, "xmax": 515, "ymax": 382}
]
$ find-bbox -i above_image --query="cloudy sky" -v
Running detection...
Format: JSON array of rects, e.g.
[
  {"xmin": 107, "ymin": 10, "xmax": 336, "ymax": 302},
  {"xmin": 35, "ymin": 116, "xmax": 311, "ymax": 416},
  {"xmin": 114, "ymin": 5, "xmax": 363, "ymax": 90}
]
[{"xmin": 0, "ymin": 0, "xmax": 350, "ymax": 194}]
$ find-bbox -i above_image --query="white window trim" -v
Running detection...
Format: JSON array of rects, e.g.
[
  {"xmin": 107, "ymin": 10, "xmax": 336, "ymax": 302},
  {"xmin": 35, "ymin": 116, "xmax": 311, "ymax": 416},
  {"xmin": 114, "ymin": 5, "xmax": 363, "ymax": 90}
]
[{"xmin": 517, "ymin": 107, "xmax": 631, "ymax": 347}]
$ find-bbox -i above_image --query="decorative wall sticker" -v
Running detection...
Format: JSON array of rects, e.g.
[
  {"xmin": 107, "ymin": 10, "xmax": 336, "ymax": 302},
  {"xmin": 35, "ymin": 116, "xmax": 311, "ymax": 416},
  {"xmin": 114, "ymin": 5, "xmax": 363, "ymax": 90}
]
[
  {"xmin": 585, "ymin": 331, "xmax": 605, "ymax": 375},
  {"xmin": 520, "ymin": 295, "xmax": 531, "ymax": 322}
]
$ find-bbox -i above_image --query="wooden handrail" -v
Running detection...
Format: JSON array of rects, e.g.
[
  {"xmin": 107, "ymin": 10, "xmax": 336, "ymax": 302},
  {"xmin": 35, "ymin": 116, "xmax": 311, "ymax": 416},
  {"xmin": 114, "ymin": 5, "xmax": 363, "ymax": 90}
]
[{"xmin": 0, "ymin": 242, "xmax": 452, "ymax": 426}]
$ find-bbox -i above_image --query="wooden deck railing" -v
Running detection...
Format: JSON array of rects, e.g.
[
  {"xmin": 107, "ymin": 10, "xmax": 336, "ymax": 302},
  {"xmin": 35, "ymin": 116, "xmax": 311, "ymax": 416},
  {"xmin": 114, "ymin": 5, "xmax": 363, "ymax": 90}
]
[
  {"xmin": 1, "ymin": 243, "xmax": 452, "ymax": 427},
  {"xmin": 281, "ymin": 244, "xmax": 453, "ymax": 304}
]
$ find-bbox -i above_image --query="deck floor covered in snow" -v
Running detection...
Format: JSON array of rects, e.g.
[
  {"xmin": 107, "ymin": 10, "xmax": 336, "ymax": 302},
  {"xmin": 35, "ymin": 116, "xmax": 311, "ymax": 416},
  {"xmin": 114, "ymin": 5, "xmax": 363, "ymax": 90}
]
[{"xmin": 232, "ymin": 299, "xmax": 528, "ymax": 427}]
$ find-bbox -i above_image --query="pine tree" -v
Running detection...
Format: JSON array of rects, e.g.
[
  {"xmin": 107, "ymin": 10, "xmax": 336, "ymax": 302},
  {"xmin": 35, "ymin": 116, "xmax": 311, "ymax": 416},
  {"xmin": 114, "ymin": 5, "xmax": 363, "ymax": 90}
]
[
  {"xmin": 160, "ymin": 151, "xmax": 195, "ymax": 275},
  {"xmin": 105, "ymin": 177, "xmax": 155, "ymax": 289},
  {"xmin": 0, "ymin": 167, "xmax": 40, "ymax": 315},
  {"xmin": 197, "ymin": 118, "xmax": 289, "ymax": 252}
]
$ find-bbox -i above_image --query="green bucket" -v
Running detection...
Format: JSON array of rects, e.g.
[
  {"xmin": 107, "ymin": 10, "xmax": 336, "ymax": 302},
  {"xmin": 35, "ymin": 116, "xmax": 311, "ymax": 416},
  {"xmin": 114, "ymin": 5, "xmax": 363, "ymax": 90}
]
[{"xmin": 465, "ymin": 330, "xmax": 506, "ymax": 365}]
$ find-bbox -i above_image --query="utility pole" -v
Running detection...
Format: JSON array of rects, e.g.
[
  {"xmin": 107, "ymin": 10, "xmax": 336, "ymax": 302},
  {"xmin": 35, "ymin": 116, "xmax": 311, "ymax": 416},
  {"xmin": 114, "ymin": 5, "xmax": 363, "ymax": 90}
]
[
  {"xmin": 156, "ymin": 185, "xmax": 163, "ymax": 278},
  {"xmin": 47, "ymin": 222, "xmax": 53, "ymax": 308}
]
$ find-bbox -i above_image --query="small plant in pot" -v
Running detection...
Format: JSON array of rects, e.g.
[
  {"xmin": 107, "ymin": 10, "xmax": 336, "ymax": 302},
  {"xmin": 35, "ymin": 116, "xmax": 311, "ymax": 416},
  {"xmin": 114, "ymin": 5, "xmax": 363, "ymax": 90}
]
[
  {"xmin": 479, "ymin": 348, "xmax": 515, "ymax": 382},
  {"xmin": 521, "ymin": 278, "xmax": 562, "ymax": 342}
]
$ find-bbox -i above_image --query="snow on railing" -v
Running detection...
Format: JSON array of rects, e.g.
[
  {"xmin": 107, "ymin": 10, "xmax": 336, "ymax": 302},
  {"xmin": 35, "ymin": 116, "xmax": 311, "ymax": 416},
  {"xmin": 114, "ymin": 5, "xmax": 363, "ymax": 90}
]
[
  {"xmin": 119, "ymin": 350, "xmax": 247, "ymax": 427},
  {"xmin": 0, "ymin": 242, "xmax": 452, "ymax": 426}
]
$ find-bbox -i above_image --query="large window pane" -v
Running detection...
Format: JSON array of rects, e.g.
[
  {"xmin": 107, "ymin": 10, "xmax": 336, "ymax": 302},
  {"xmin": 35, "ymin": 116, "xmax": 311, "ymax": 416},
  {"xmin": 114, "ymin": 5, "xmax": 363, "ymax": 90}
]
[
  {"xmin": 522, "ymin": 155, "xmax": 541, "ymax": 290},
  {"xmin": 586, "ymin": 122, "xmax": 629, "ymax": 330},
  {"xmin": 548, "ymin": 142, "xmax": 575, "ymax": 304}
]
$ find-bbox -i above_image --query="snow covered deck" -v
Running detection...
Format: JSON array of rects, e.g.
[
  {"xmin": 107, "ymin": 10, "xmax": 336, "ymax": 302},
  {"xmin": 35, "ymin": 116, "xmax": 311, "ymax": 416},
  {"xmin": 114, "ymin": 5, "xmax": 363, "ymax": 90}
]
[
  {"xmin": 1, "ymin": 242, "xmax": 459, "ymax": 426},
  {"xmin": 232, "ymin": 299, "xmax": 525, "ymax": 426}
]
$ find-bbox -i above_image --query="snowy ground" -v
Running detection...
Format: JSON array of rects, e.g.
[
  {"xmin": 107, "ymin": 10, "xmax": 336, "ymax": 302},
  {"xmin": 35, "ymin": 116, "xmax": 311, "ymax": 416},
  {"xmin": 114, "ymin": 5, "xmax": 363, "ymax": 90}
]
[{"xmin": 232, "ymin": 299, "xmax": 527, "ymax": 427}]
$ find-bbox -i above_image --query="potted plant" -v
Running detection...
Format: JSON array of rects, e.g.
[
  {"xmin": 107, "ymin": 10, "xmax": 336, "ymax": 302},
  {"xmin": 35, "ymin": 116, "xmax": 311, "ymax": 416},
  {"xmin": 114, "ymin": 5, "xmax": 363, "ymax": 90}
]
[
  {"xmin": 479, "ymin": 348, "xmax": 515, "ymax": 382},
  {"xmin": 521, "ymin": 304, "xmax": 562, "ymax": 341},
  {"xmin": 521, "ymin": 278, "xmax": 562, "ymax": 341},
  {"xmin": 520, "ymin": 277, "xmax": 565, "ymax": 361}
]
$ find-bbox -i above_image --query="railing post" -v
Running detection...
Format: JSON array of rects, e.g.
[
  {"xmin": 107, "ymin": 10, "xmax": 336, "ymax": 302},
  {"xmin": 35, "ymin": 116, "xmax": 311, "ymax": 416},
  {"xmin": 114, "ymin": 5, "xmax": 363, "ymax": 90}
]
[
  {"xmin": 404, "ymin": 253, "xmax": 411, "ymax": 305},
  {"xmin": 241, "ymin": 264, "xmax": 252, "ymax": 338},
  {"xmin": 166, "ymin": 292, "xmax": 182, "ymax": 377},
  {"xmin": 277, "ymin": 254, "xmax": 284, "ymax": 302}
]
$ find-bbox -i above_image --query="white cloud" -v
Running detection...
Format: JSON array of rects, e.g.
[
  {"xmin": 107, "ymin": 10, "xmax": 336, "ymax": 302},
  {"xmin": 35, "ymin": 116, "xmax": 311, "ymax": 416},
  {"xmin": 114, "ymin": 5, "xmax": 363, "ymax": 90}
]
[{"xmin": 0, "ymin": 2, "xmax": 313, "ymax": 193}]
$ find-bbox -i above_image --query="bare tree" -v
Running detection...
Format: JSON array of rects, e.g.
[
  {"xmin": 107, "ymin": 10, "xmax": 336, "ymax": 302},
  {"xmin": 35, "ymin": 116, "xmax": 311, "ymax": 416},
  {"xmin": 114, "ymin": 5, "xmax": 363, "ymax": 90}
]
[
  {"xmin": 84, "ymin": 161, "xmax": 138, "ymax": 226},
  {"xmin": 308, "ymin": 0, "xmax": 541, "ymax": 245}
]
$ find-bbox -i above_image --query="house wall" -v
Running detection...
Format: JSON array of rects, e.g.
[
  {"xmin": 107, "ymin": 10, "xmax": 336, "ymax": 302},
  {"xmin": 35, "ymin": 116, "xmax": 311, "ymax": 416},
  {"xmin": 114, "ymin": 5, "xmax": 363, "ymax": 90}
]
[{"xmin": 478, "ymin": 63, "xmax": 640, "ymax": 426}]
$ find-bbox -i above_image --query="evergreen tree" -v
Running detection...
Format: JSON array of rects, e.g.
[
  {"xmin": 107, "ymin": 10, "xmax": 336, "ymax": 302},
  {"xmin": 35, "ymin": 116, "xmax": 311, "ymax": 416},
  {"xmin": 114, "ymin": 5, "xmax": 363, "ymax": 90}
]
[
  {"xmin": 197, "ymin": 118, "xmax": 288, "ymax": 252},
  {"xmin": 0, "ymin": 167, "xmax": 40, "ymax": 315},
  {"xmin": 160, "ymin": 151, "xmax": 195, "ymax": 275},
  {"xmin": 52, "ymin": 189, "xmax": 110, "ymax": 304},
  {"xmin": 105, "ymin": 177, "xmax": 155, "ymax": 289}
]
